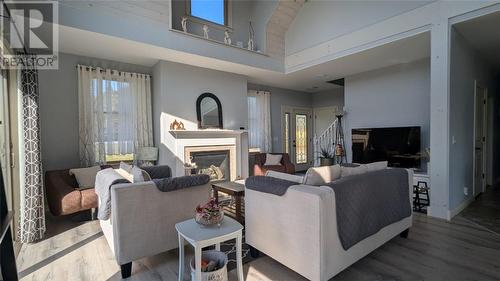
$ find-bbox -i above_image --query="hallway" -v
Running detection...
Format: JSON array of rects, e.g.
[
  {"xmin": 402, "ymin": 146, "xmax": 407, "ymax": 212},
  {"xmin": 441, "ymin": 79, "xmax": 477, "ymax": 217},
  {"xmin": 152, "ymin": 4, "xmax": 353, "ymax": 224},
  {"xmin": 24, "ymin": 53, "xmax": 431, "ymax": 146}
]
[{"xmin": 458, "ymin": 185, "xmax": 500, "ymax": 234}]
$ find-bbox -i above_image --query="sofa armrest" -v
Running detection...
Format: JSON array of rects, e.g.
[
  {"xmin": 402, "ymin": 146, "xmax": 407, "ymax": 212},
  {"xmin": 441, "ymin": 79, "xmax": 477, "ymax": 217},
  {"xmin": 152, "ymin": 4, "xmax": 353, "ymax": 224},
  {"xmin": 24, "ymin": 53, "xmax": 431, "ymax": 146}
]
[
  {"xmin": 108, "ymin": 181, "xmax": 211, "ymax": 264},
  {"xmin": 245, "ymin": 184, "xmax": 335, "ymax": 281}
]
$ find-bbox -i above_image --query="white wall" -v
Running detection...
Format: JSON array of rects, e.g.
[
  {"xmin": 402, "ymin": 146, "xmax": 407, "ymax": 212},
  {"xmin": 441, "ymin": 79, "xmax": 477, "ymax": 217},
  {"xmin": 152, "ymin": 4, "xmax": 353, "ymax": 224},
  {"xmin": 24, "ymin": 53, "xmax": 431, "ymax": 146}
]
[
  {"xmin": 285, "ymin": 0, "xmax": 433, "ymax": 55},
  {"xmin": 344, "ymin": 59, "xmax": 430, "ymax": 171},
  {"xmin": 312, "ymin": 88, "xmax": 344, "ymax": 109},
  {"xmin": 449, "ymin": 28, "xmax": 497, "ymax": 210},
  {"xmin": 153, "ymin": 60, "xmax": 248, "ymax": 175},
  {"xmin": 39, "ymin": 53, "xmax": 152, "ymax": 171},
  {"xmin": 57, "ymin": 1, "xmax": 282, "ymax": 72},
  {"xmin": 247, "ymin": 83, "xmax": 312, "ymax": 152}
]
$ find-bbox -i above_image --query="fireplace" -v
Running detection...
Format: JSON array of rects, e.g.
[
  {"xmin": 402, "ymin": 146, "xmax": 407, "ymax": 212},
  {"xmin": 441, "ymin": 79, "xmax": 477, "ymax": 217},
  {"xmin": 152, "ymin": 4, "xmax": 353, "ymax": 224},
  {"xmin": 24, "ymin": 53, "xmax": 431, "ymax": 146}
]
[{"xmin": 185, "ymin": 145, "xmax": 237, "ymax": 181}]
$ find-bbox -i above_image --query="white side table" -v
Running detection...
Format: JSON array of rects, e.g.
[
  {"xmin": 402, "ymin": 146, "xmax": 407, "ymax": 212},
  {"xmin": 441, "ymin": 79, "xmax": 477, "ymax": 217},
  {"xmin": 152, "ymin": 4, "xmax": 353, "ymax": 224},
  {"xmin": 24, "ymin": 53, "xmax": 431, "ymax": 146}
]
[{"xmin": 175, "ymin": 217, "xmax": 244, "ymax": 281}]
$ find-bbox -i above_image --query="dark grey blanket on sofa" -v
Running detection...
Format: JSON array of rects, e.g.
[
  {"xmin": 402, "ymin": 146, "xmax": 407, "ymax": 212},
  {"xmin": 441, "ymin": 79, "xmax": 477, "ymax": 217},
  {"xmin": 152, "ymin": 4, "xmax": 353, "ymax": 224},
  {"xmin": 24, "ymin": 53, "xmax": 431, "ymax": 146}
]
[
  {"xmin": 152, "ymin": 174, "xmax": 210, "ymax": 192},
  {"xmin": 245, "ymin": 176, "xmax": 299, "ymax": 196},
  {"xmin": 326, "ymin": 168, "xmax": 411, "ymax": 250}
]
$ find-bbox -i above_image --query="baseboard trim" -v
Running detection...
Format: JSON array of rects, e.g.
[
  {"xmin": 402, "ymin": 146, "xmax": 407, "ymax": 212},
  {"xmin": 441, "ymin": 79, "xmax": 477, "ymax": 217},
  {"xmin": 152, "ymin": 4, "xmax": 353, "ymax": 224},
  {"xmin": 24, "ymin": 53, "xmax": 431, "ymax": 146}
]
[
  {"xmin": 427, "ymin": 206, "xmax": 448, "ymax": 220},
  {"xmin": 448, "ymin": 197, "xmax": 474, "ymax": 220}
]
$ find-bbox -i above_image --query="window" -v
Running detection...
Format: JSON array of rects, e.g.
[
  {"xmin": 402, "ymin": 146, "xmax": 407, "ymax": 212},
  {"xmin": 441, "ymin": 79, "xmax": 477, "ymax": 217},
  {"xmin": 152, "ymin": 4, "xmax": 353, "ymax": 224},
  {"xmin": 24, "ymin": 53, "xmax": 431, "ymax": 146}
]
[
  {"xmin": 247, "ymin": 95, "xmax": 259, "ymax": 151},
  {"xmin": 188, "ymin": 0, "xmax": 227, "ymax": 26},
  {"xmin": 92, "ymin": 78, "xmax": 134, "ymax": 163},
  {"xmin": 78, "ymin": 65, "xmax": 153, "ymax": 166},
  {"xmin": 284, "ymin": 112, "xmax": 290, "ymax": 154},
  {"xmin": 247, "ymin": 91, "xmax": 272, "ymax": 152}
]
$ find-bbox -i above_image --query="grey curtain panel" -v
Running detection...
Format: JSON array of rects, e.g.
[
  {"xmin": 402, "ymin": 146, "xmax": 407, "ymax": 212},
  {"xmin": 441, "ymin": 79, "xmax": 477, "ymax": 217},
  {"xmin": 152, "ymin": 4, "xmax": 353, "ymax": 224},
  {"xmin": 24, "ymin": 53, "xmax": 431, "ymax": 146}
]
[{"xmin": 18, "ymin": 63, "xmax": 46, "ymax": 243}]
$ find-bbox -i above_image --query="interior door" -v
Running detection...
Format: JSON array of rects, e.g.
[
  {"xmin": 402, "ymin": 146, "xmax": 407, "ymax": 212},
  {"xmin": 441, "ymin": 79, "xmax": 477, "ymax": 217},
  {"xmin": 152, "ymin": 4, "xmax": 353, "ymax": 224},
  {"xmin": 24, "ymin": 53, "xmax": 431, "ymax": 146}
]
[
  {"xmin": 290, "ymin": 108, "xmax": 312, "ymax": 171},
  {"xmin": 473, "ymin": 81, "xmax": 487, "ymax": 197}
]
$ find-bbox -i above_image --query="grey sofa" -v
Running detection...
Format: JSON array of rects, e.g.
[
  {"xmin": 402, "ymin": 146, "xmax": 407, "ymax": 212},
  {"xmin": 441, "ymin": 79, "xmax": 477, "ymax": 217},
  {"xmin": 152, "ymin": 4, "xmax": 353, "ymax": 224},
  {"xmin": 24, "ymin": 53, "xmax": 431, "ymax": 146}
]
[{"xmin": 98, "ymin": 172, "xmax": 211, "ymax": 278}]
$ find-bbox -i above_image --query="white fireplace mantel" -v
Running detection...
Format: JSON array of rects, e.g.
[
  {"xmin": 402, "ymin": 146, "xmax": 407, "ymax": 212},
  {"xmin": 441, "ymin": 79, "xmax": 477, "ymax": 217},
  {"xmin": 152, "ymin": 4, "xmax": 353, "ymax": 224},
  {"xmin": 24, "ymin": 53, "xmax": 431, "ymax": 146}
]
[
  {"xmin": 169, "ymin": 129, "xmax": 248, "ymax": 139},
  {"xmin": 164, "ymin": 129, "xmax": 249, "ymax": 180}
]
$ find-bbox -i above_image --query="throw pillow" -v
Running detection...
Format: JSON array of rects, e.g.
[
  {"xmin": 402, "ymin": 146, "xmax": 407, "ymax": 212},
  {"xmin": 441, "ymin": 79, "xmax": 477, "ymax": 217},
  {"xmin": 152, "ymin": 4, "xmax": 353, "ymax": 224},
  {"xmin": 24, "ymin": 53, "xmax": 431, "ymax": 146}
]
[
  {"xmin": 304, "ymin": 165, "xmax": 341, "ymax": 186},
  {"xmin": 264, "ymin": 154, "xmax": 283, "ymax": 166},
  {"xmin": 69, "ymin": 166, "xmax": 101, "ymax": 189},
  {"xmin": 116, "ymin": 166, "xmax": 151, "ymax": 183},
  {"xmin": 340, "ymin": 163, "xmax": 368, "ymax": 178},
  {"xmin": 119, "ymin": 162, "xmax": 133, "ymax": 172},
  {"xmin": 365, "ymin": 161, "xmax": 388, "ymax": 172}
]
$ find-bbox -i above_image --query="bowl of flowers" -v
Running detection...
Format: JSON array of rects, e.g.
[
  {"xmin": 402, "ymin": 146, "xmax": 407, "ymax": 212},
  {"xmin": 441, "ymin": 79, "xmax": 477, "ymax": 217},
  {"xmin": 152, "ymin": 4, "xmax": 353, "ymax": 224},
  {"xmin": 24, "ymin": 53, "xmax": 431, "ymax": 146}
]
[{"xmin": 195, "ymin": 198, "xmax": 224, "ymax": 226}]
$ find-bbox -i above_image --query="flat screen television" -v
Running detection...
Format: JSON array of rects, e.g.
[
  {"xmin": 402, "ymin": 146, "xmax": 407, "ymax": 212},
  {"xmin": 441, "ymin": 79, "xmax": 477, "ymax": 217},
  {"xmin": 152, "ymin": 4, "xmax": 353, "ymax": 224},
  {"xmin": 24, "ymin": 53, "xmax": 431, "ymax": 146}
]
[{"xmin": 352, "ymin": 126, "xmax": 421, "ymax": 169}]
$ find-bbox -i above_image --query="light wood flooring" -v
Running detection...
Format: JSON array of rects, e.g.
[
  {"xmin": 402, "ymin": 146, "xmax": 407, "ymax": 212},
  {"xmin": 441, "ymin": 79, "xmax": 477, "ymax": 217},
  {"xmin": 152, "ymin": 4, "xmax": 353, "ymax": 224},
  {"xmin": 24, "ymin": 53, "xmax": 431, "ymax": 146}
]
[{"xmin": 16, "ymin": 211, "xmax": 500, "ymax": 281}]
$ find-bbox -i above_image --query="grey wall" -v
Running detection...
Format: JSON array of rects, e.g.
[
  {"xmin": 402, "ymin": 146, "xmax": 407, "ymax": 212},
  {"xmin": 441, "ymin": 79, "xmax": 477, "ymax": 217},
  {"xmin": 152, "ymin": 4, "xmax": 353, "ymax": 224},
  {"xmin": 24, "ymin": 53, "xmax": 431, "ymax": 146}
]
[
  {"xmin": 38, "ymin": 53, "xmax": 152, "ymax": 171},
  {"xmin": 449, "ymin": 28, "xmax": 498, "ymax": 210},
  {"xmin": 153, "ymin": 60, "xmax": 248, "ymax": 175},
  {"xmin": 312, "ymin": 88, "xmax": 344, "ymax": 108},
  {"xmin": 344, "ymin": 59, "xmax": 430, "ymax": 171},
  {"xmin": 248, "ymin": 83, "xmax": 312, "ymax": 152},
  {"xmin": 285, "ymin": 0, "xmax": 433, "ymax": 55}
]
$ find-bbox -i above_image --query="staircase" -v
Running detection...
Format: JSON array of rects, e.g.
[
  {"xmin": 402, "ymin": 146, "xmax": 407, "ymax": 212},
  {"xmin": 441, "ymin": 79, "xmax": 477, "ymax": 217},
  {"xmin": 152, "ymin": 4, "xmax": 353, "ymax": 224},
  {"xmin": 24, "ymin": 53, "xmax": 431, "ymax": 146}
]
[{"xmin": 313, "ymin": 119, "xmax": 338, "ymax": 166}]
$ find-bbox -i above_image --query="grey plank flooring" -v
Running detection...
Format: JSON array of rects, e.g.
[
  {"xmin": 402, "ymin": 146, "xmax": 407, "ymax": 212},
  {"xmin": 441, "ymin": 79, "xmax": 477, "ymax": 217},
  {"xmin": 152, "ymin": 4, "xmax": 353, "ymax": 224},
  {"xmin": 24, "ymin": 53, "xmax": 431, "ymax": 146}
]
[{"xmin": 17, "ymin": 212, "xmax": 500, "ymax": 281}]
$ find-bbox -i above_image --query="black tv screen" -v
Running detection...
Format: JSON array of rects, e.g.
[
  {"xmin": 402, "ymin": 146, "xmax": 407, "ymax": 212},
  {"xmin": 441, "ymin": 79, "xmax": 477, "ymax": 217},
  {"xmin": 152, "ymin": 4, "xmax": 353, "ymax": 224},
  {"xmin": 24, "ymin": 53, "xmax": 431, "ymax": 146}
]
[{"xmin": 352, "ymin": 126, "xmax": 421, "ymax": 169}]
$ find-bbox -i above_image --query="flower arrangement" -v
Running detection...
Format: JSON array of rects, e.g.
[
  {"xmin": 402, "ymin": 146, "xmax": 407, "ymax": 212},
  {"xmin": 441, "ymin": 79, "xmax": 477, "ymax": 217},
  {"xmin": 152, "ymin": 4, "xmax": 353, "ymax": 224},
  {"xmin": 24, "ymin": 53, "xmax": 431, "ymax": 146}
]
[{"xmin": 195, "ymin": 198, "xmax": 224, "ymax": 226}]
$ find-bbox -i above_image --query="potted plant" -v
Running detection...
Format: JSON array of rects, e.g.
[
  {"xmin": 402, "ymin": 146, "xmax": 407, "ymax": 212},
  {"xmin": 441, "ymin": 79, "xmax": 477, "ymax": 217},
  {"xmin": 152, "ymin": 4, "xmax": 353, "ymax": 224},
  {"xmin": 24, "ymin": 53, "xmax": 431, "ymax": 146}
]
[{"xmin": 319, "ymin": 147, "xmax": 335, "ymax": 166}]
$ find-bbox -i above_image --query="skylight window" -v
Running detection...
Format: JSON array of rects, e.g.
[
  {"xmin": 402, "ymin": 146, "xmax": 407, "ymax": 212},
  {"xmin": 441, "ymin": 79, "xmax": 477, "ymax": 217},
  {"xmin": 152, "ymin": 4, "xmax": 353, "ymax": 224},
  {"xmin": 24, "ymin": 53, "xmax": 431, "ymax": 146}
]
[{"xmin": 189, "ymin": 0, "xmax": 226, "ymax": 26}]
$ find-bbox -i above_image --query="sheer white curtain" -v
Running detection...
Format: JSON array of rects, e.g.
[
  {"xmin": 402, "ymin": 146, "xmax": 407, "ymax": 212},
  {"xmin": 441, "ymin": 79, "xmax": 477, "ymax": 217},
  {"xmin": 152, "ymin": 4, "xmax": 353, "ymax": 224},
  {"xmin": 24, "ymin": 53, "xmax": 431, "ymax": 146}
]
[
  {"xmin": 78, "ymin": 65, "xmax": 153, "ymax": 166},
  {"xmin": 248, "ymin": 90, "xmax": 272, "ymax": 152}
]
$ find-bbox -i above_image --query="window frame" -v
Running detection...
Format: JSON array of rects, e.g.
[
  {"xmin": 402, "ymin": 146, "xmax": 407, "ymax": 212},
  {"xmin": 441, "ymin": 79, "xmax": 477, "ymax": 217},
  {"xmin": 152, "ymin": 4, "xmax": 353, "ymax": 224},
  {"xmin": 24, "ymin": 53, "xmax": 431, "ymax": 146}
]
[{"xmin": 185, "ymin": 0, "xmax": 231, "ymax": 31}]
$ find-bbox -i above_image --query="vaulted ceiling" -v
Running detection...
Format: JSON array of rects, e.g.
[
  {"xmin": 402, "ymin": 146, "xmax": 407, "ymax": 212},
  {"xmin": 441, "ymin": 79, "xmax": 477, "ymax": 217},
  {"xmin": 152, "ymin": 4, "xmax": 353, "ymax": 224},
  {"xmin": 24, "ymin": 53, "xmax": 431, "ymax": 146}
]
[{"xmin": 266, "ymin": 0, "xmax": 305, "ymax": 58}]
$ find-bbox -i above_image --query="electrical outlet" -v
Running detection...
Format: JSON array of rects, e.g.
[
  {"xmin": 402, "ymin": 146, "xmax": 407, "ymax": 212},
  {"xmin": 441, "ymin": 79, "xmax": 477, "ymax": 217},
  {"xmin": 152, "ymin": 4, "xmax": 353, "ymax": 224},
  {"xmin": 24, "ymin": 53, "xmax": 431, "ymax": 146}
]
[{"xmin": 464, "ymin": 187, "xmax": 468, "ymax": 196}]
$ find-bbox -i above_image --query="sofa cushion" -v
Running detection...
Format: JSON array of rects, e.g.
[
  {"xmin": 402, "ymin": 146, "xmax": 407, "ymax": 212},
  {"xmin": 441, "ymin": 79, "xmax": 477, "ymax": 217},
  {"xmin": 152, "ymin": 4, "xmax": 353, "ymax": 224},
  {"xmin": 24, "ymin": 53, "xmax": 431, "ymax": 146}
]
[
  {"xmin": 340, "ymin": 163, "xmax": 368, "ymax": 178},
  {"xmin": 265, "ymin": 170, "xmax": 304, "ymax": 183},
  {"xmin": 304, "ymin": 165, "xmax": 341, "ymax": 186},
  {"xmin": 365, "ymin": 161, "xmax": 388, "ymax": 172},
  {"xmin": 69, "ymin": 166, "xmax": 101, "ymax": 189},
  {"xmin": 264, "ymin": 154, "xmax": 282, "ymax": 166}
]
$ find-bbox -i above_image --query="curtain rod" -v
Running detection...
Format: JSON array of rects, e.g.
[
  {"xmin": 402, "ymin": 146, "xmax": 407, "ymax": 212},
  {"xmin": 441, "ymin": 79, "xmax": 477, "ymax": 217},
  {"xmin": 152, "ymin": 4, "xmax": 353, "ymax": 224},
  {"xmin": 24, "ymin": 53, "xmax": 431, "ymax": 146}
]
[{"xmin": 76, "ymin": 64, "xmax": 152, "ymax": 77}]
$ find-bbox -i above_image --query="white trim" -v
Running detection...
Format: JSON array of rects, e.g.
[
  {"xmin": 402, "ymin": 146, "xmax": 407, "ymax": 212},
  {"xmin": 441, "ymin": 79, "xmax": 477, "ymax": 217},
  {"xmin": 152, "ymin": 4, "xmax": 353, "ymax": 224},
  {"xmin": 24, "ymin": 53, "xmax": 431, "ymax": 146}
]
[
  {"xmin": 449, "ymin": 2, "xmax": 500, "ymax": 25},
  {"xmin": 447, "ymin": 197, "xmax": 474, "ymax": 220}
]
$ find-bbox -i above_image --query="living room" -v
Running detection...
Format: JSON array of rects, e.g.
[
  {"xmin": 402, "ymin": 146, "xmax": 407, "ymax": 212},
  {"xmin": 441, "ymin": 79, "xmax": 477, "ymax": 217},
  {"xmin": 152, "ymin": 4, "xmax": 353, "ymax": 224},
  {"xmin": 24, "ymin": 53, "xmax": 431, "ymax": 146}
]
[{"xmin": 1, "ymin": 1, "xmax": 500, "ymax": 281}]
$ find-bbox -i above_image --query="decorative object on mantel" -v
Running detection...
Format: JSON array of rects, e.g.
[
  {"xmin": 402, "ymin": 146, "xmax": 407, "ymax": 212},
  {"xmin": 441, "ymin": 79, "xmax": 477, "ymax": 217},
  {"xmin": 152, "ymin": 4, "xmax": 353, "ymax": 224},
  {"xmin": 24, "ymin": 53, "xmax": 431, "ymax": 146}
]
[
  {"xmin": 203, "ymin": 24, "xmax": 209, "ymax": 39},
  {"xmin": 170, "ymin": 119, "xmax": 186, "ymax": 130},
  {"xmin": 247, "ymin": 21, "xmax": 255, "ymax": 51},
  {"xmin": 181, "ymin": 16, "xmax": 188, "ymax": 32},
  {"xmin": 195, "ymin": 198, "xmax": 224, "ymax": 226},
  {"xmin": 224, "ymin": 30, "xmax": 232, "ymax": 45}
]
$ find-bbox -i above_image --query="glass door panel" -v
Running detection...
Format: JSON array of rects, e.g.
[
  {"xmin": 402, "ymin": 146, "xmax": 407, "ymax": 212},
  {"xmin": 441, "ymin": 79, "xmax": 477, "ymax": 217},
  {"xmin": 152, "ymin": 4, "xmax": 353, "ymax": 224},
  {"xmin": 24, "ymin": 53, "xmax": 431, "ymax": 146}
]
[
  {"xmin": 295, "ymin": 114, "xmax": 308, "ymax": 164},
  {"xmin": 284, "ymin": 108, "xmax": 311, "ymax": 171}
]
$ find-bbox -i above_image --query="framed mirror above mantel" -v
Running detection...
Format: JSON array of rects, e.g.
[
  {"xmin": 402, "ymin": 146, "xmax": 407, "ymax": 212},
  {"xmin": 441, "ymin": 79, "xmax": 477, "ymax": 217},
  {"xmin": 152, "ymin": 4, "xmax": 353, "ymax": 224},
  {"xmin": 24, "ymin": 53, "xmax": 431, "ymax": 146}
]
[{"xmin": 196, "ymin": 93, "xmax": 223, "ymax": 129}]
